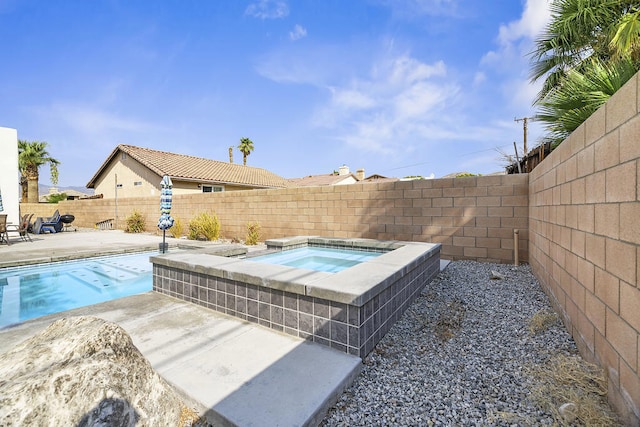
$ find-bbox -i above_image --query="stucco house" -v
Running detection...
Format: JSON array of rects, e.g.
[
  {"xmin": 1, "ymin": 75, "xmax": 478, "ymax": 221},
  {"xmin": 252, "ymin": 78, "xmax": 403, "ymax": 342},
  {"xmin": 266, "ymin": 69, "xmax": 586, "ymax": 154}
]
[
  {"xmin": 287, "ymin": 165, "xmax": 365, "ymax": 187},
  {"xmin": 287, "ymin": 166, "xmax": 401, "ymax": 187},
  {"xmin": 86, "ymin": 144, "xmax": 288, "ymax": 198},
  {"xmin": 39, "ymin": 188, "xmax": 94, "ymax": 202}
]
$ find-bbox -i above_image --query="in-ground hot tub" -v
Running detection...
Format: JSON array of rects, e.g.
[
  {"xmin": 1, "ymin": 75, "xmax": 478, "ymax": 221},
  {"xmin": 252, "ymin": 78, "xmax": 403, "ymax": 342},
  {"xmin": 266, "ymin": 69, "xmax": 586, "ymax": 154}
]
[{"xmin": 151, "ymin": 237, "xmax": 440, "ymax": 358}]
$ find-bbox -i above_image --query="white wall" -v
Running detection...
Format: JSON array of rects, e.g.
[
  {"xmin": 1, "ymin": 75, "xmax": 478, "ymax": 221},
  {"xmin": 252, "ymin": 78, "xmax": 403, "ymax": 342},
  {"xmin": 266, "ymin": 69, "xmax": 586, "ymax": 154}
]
[{"xmin": 0, "ymin": 127, "xmax": 19, "ymax": 225}]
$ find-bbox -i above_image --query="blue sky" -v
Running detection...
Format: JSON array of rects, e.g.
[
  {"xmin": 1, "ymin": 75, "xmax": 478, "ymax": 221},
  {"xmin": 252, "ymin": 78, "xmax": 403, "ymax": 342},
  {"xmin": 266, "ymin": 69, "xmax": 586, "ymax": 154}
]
[{"xmin": 0, "ymin": 0, "xmax": 551, "ymax": 187}]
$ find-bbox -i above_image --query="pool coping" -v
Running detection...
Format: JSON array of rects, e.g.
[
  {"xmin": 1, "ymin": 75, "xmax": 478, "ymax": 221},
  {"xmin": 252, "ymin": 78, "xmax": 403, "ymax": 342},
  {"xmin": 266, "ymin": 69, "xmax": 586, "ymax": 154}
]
[{"xmin": 0, "ymin": 245, "xmax": 162, "ymax": 269}]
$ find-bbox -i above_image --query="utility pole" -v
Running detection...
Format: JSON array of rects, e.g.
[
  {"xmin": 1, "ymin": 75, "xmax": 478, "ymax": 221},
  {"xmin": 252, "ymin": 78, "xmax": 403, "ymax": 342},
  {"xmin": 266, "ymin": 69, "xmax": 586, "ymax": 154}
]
[
  {"xmin": 514, "ymin": 117, "xmax": 534, "ymax": 155},
  {"xmin": 115, "ymin": 173, "xmax": 118, "ymax": 230}
]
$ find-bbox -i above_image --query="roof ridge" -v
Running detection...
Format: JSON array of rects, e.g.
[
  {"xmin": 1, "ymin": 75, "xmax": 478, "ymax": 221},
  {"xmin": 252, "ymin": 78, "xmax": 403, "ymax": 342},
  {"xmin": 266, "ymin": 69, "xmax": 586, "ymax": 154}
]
[
  {"xmin": 104, "ymin": 144, "xmax": 288, "ymax": 189},
  {"xmin": 119, "ymin": 144, "xmax": 272, "ymax": 172}
]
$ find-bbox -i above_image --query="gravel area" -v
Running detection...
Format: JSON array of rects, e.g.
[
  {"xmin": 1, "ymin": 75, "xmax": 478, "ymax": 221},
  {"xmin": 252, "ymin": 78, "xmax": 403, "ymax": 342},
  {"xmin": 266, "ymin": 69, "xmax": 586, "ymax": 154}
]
[{"xmin": 320, "ymin": 260, "xmax": 588, "ymax": 426}]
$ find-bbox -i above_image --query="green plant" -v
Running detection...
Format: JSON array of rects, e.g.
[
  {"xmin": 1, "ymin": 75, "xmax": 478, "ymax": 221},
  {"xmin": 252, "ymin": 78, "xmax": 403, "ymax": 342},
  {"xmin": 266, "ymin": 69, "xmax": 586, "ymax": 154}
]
[
  {"xmin": 45, "ymin": 193, "xmax": 67, "ymax": 203},
  {"xmin": 188, "ymin": 212, "xmax": 220, "ymax": 241},
  {"xmin": 18, "ymin": 139, "xmax": 60, "ymax": 203},
  {"xmin": 124, "ymin": 210, "xmax": 146, "ymax": 233},
  {"xmin": 169, "ymin": 217, "xmax": 184, "ymax": 238},
  {"xmin": 245, "ymin": 221, "xmax": 260, "ymax": 245}
]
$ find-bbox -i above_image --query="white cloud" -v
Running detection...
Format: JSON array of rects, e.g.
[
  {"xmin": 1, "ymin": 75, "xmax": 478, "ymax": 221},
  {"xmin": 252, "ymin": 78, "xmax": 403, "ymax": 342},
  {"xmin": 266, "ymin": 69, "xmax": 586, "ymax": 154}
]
[
  {"xmin": 478, "ymin": 0, "xmax": 552, "ymax": 116},
  {"xmin": 36, "ymin": 103, "xmax": 163, "ymax": 136},
  {"xmin": 502, "ymin": 77, "xmax": 542, "ymax": 111},
  {"xmin": 245, "ymin": 0, "xmax": 289, "ymax": 19},
  {"xmin": 314, "ymin": 53, "xmax": 460, "ymax": 154},
  {"xmin": 393, "ymin": 81, "xmax": 448, "ymax": 118},
  {"xmin": 332, "ymin": 89, "xmax": 376, "ymax": 109},
  {"xmin": 289, "ymin": 24, "xmax": 307, "ymax": 41},
  {"xmin": 473, "ymin": 72, "xmax": 486, "ymax": 87},
  {"xmin": 255, "ymin": 44, "xmax": 353, "ymax": 86},
  {"xmin": 482, "ymin": 0, "xmax": 551, "ymax": 68},
  {"xmin": 388, "ymin": 57, "xmax": 446, "ymax": 84},
  {"xmin": 498, "ymin": 0, "xmax": 551, "ymax": 45}
]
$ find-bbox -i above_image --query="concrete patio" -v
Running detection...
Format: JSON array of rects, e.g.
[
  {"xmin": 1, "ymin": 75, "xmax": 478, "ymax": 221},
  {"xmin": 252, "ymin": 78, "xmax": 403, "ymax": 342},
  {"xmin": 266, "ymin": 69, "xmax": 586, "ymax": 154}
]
[{"xmin": 0, "ymin": 229, "xmax": 362, "ymax": 426}]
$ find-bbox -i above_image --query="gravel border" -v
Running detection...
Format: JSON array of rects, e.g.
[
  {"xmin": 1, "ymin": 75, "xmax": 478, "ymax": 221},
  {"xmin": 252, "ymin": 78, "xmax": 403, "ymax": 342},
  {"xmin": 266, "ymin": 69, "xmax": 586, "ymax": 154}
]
[{"xmin": 320, "ymin": 260, "xmax": 590, "ymax": 426}]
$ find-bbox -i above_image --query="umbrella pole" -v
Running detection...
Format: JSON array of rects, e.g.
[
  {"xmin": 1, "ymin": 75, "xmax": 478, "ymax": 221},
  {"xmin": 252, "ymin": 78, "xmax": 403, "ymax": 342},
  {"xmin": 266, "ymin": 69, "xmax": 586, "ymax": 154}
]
[{"xmin": 162, "ymin": 229, "xmax": 166, "ymax": 253}]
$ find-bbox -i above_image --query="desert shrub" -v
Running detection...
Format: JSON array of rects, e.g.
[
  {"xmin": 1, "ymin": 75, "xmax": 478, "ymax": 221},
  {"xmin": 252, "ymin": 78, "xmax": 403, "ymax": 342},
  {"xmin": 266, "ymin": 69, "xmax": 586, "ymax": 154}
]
[
  {"xmin": 528, "ymin": 309, "xmax": 559, "ymax": 335},
  {"xmin": 245, "ymin": 221, "xmax": 260, "ymax": 245},
  {"xmin": 528, "ymin": 355, "xmax": 619, "ymax": 425},
  {"xmin": 169, "ymin": 217, "xmax": 184, "ymax": 238},
  {"xmin": 124, "ymin": 210, "xmax": 146, "ymax": 233},
  {"xmin": 188, "ymin": 212, "xmax": 220, "ymax": 241},
  {"xmin": 46, "ymin": 193, "xmax": 67, "ymax": 203}
]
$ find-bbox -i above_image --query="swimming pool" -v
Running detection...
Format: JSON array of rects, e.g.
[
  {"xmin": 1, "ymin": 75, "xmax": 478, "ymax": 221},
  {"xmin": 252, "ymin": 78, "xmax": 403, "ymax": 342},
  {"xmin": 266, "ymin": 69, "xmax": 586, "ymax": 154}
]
[
  {"xmin": 247, "ymin": 247, "xmax": 382, "ymax": 273},
  {"xmin": 0, "ymin": 252, "xmax": 153, "ymax": 328}
]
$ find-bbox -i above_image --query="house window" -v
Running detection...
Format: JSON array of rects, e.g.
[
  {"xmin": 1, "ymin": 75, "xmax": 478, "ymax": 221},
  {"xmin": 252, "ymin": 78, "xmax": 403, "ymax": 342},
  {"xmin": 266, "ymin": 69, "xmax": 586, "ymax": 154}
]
[
  {"xmin": 202, "ymin": 185, "xmax": 223, "ymax": 193},
  {"xmin": 121, "ymin": 153, "xmax": 127, "ymax": 160},
  {"xmin": 134, "ymin": 181, "xmax": 142, "ymax": 186}
]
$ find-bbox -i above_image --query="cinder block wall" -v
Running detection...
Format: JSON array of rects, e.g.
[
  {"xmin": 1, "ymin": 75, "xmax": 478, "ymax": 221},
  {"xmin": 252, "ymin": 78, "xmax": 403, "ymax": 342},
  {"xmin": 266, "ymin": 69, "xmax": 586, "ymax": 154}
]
[
  {"xmin": 529, "ymin": 72, "xmax": 640, "ymax": 425},
  {"xmin": 20, "ymin": 203, "xmax": 63, "ymax": 220},
  {"xmin": 27, "ymin": 174, "xmax": 529, "ymax": 264}
]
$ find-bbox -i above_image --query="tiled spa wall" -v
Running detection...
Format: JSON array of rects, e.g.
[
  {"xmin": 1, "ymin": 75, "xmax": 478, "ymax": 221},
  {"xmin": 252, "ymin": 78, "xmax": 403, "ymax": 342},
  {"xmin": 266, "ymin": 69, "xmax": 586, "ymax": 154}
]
[{"xmin": 152, "ymin": 245, "xmax": 440, "ymax": 358}]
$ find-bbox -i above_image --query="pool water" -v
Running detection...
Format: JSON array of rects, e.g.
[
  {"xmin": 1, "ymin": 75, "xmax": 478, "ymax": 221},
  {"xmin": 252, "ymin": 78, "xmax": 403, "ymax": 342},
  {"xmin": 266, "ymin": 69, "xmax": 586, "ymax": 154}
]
[
  {"xmin": 247, "ymin": 246, "xmax": 382, "ymax": 273},
  {"xmin": 0, "ymin": 252, "xmax": 153, "ymax": 328}
]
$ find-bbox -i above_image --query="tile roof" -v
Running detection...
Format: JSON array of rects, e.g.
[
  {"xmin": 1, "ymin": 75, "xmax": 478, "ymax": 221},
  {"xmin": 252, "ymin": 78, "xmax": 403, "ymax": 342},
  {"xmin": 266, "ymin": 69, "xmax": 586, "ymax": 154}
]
[
  {"xmin": 287, "ymin": 173, "xmax": 357, "ymax": 187},
  {"xmin": 87, "ymin": 144, "xmax": 288, "ymax": 189},
  {"xmin": 361, "ymin": 174, "xmax": 399, "ymax": 184},
  {"xmin": 39, "ymin": 188, "xmax": 94, "ymax": 202}
]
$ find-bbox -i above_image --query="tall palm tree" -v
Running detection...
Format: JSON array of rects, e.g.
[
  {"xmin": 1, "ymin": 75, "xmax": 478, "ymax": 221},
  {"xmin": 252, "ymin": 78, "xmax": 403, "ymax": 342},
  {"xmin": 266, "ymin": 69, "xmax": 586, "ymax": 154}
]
[
  {"xmin": 238, "ymin": 137, "xmax": 254, "ymax": 166},
  {"xmin": 18, "ymin": 140, "xmax": 60, "ymax": 203},
  {"xmin": 530, "ymin": 0, "xmax": 640, "ymax": 146}
]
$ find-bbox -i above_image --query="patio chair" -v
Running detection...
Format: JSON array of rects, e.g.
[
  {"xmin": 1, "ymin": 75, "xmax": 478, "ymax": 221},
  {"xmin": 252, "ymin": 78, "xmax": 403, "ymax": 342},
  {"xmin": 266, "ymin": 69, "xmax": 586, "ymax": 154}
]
[
  {"xmin": 0, "ymin": 214, "xmax": 9, "ymax": 245},
  {"xmin": 33, "ymin": 210, "xmax": 63, "ymax": 234},
  {"xmin": 15, "ymin": 213, "xmax": 34, "ymax": 242}
]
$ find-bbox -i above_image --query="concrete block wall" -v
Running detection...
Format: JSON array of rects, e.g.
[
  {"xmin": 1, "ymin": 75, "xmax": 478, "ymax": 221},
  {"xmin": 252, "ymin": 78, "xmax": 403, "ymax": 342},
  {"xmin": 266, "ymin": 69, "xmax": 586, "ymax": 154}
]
[
  {"xmin": 28, "ymin": 174, "xmax": 529, "ymax": 264},
  {"xmin": 20, "ymin": 203, "xmax": 63, "ymax": 221},
  {"xmin": 529, "ymin": 72, "xmax": 640, "ymax": 425}
]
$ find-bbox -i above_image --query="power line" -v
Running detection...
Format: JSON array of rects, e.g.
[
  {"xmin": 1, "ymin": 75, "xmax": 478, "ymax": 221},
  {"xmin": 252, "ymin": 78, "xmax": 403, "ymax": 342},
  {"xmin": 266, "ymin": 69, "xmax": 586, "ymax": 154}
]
[
  {"xmin": 386, "ymin": 161, "xmax": 431, "ymax": 171},
  {"xmin": 381, "ymin": 144, "xmax": 514, "ymax": 173},
  {"xmin": 458, "ymin": 144, "xmax": 513, "ymax": 157}
]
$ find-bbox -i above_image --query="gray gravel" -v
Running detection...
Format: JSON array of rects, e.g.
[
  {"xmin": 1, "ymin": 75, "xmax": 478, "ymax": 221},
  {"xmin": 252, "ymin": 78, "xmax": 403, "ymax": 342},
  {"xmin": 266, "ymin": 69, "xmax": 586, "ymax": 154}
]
[{"xmin": 320, "ymin": 260, "xmax": 580, "ymax": 426}]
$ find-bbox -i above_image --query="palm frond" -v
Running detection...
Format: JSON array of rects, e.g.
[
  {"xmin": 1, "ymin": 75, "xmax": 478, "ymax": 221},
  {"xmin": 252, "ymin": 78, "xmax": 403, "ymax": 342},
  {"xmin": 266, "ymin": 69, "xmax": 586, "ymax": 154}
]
[
  {"xmin": 536, "ymin": 57, "xmax": 638, "ymax": 142},
  {"xmin": 610, "ymin": 8, "xmax": 640, "ymax": 57}
]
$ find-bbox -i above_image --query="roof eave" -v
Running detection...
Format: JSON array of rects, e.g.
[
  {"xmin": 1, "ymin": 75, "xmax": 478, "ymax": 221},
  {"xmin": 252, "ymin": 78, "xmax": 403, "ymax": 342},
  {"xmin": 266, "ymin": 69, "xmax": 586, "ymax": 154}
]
[
  {"xmin": 85, "ymin": 145, "xmax": 122, "ymax": 188},
  {"xmin": 173, "ymin": 176, "xmax": 286, "ymax": 189}
]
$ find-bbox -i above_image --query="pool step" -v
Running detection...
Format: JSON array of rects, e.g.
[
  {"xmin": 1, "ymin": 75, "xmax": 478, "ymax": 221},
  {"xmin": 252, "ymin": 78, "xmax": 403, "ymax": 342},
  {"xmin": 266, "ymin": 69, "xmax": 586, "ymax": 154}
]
[{"xmin": 66, "ymin": 261, "xmax": 148, "ymax": 290}]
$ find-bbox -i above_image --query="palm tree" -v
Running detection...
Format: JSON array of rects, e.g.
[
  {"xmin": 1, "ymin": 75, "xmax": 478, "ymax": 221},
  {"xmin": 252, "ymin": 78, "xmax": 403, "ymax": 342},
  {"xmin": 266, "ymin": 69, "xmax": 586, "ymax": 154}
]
[
  {"xmin": 18, "ymin": 140, "xmax": 60, "ymax": 203},
  {"xmin": 537, "ymin": 57, "xmax": 638, "ymax": 146},
  {"xmin": 530, "ymin": 0, "xmax": 640, "ymax": 146},
  {"xmin": 238, "ymin": 137, "xmax": 254, "ymax": 166},
  {"xmin": 530, "ymin": 0, "xmax": 638, "ymax": 100}
]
